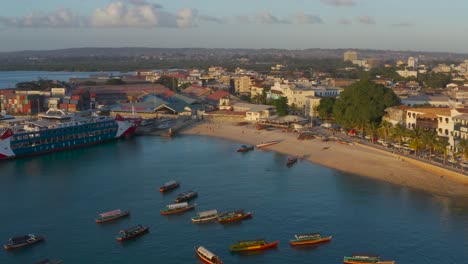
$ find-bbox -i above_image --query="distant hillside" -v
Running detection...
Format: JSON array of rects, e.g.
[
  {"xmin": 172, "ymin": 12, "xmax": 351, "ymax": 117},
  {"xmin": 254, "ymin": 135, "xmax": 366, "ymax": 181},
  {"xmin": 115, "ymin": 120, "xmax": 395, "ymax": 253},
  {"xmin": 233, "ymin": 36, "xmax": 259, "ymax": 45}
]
[{"xmin": 0, "ymin": 47, "xmax": 466, "ymax": 71}]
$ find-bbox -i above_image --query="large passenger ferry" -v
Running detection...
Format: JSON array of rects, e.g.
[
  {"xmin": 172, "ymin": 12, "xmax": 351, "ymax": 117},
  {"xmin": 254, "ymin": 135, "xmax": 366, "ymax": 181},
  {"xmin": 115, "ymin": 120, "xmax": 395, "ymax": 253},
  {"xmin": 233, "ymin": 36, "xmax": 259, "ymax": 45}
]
[{"xmin": 0, "ymin": 109, "xmax": 137, "ymax": 160}]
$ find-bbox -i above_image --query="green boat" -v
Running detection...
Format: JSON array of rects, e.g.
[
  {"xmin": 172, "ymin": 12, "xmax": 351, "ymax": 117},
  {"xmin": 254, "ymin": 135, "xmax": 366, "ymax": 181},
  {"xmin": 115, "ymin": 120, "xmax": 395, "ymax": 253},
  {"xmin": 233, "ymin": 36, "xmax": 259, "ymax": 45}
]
[
  {"xmin": 343, "ymin": 255, "xmax": 381, "ymax": 263},
  {"xmin": 229, "ymin": 239, "xmax": 279, "ymax": 252}
]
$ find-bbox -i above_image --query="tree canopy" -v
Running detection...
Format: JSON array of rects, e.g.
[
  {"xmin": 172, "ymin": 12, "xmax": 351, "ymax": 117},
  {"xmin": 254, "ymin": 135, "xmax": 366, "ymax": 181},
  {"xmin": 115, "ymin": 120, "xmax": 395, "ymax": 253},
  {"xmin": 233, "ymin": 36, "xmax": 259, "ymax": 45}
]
[
  {"xmin": 155, "ymin": 76, "xmax": 178, "ymax": 91},
  {"xmin": 332, "ymin": 79, "xmax": 400, "ymax": 129},
  {"xmin": 317, "ymin": 97, "xmax": 336, "ymax": 120},
  {"xmin": 269, "ymin": 97, "xmax": 289, "ymax": 116}
]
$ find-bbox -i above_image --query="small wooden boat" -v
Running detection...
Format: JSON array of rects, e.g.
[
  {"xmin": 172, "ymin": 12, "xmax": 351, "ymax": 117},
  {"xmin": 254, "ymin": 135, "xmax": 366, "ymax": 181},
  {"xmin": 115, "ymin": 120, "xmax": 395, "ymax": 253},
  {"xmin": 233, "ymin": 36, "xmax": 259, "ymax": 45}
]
[
  {"xmin": 3, "ymin": 234, "xmax": 45, "ymax": 250},
  {"xmin": 115, "ymin": 225, "xmax": 149, "ymax": 242},
  {"xmin": 229, "ymin": 239, "xmax": 279, "ymax": 252},
  {"xmin": 192, "ymin": 210, "xmax": 219, "ymax": 223},
  {"xmin": 237, "ymin": 145, "xmax": 254, "ymax": 152},
  {"xmin": 95, "ymin": 209, "xmax": 130, "ymax": 223},
  {"xmin": 343, "ymin": 254, "xmax": 395, "ymax": 264},
  {"xmin": 289, "ymin": 233, "xmax": 332, "ymax": 246},
  {"xmin": 174, "ymin": 190, "xmax": 198, "ymax": 203},
  {"xmin": 286, "ymin": 156, "xmax": 298, "ymax": 167},
  {"xmin": 34, "ymin": 259, "xmax": 62, "ymax": 264},
  {"xmin": 160, "ymin": 202, "xmax": 196, "ymax": 215},
  {"xmin": 217, "ymin": 210, "xmax": 252, "ymax": 223},
  {"xmin": 195, "ymin": 246, "xmax": 223, "ymax": 264},
  {"xmin": 159, "ymin": 180, "xmax": 180, "ymax": 193},
  {"xmin": 256, "ymin": 141, "xmax": 278, "ymax": 148}
]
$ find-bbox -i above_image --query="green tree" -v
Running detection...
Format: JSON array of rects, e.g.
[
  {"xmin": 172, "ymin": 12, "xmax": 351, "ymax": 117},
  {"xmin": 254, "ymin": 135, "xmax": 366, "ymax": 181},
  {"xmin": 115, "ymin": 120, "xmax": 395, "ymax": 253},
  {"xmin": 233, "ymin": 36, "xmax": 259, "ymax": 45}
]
[
  {"xmin": 317, "ymin": 97, "xmax": 336, "ymax": 121},
  {"xmin": 332, "ymin": 79, "xmax": 400, "ymax": 130},
  {"xmin": 457, "ymin": 139, "xmax": 468, "ymax": 169},
  {"xmin": 269, "ymin": 97, "xmax": 289, "ymax": 116},
  {"xmin": 178, "ymin": 82, "xmax": 191, "ymax": 92},
  {"xmin": 155, "ymin": 76, "xmax": 178, "ymax": 91},
  {"xmin": 435, "ymin": 137, "xmax": 449, "ymax": 165},
  {"xmin": 377, "ymin": 120, "xmax": 392, "ymax": 142},
  {"xmin": 418, "ymin": 72, "xmax": 452, "ymax": 88},
  {"xmin": 391, "ymin": 123, "xmax": 407, "ymax": 150},
  {"xmin": 421, "ymin": 130, "xmax": 437, "ymax": 161},
  {"xmin": 408, "ymin": 127, "xmax": 424, "ymax": 156}
]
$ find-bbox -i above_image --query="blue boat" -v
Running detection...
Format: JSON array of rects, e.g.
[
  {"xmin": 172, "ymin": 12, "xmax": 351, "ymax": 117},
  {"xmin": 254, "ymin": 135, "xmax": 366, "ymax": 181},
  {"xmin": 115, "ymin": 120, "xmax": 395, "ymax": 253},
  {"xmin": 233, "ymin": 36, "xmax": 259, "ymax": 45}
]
[{"xmin": 0, "ymin": 110, "xmax": 137, "ymax": 160}]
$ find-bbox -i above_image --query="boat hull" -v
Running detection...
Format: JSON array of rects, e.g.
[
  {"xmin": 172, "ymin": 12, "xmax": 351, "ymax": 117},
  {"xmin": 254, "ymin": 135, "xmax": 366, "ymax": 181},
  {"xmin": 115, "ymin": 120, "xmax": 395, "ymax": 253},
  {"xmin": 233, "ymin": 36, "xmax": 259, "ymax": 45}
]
[
  {"xmin": 192, "ymin": 215, "xmax": 218, "ymax": 223},
  {"xmin": 218, "ymin": 212, "xmax": 252, "ymax": 223},
  {"xmin": 95, "ymin": 211, "xmax": 130, "ymax": 223},
  {"xmin": 159, "ymin": 183, "xmax": 180, "ymax": 193},
  {"xmin": 195, "ymin": 247, "xmax": 223, "ymax": 264},
  {"xmin": 3, "ymin": 236, "xmax": 45, "ymax": 250},
  {"xmin": 116, "ymin": 227, "xmax": 149, "ymax": 242},
  {"xmin": 230, "ymin": 241, "xmax": 279, "ymax": 252},
  {"xmin": 344, "ymin": 262, "xmax": 395, "ymax": 264},
  {"xmin": 160, "ymin": 205, "xmax": 196, "ymax": 215},
  {"xmin": 256, "ymin": 141, "xmax": 278, "ymax": 148},
  {"xmin": 289, "ymin": 236, "xmax": 332, "ymax": 246}
]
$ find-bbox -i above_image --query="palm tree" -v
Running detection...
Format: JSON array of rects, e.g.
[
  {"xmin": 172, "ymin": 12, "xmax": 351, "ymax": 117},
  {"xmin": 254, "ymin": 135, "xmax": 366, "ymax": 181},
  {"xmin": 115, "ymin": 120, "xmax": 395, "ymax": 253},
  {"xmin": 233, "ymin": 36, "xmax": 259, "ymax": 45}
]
[
  {"xmin": 457, "ymin": 138, "xmax": 468, "ymax": 171},
  {"xmin": 421, "ymin": 130, "xmax": 437, "ymax": 161},
  {"xmin": 391, "ymin": 123, "xmax": 407, "ymax": 151},
  {"xmin": 365, "ymin": 122, "xmax": 378, "ymax": 143},
  {"xmin": 408, "ymin": 127, "xmax": 424, "ymax": 156},
  {"xmin": 377, "ymin": 120, "xmax": 392, "ymax": 143},
  {"xmin": 435, "ymin": 137, "xmax": 449, "ymax": 165}
]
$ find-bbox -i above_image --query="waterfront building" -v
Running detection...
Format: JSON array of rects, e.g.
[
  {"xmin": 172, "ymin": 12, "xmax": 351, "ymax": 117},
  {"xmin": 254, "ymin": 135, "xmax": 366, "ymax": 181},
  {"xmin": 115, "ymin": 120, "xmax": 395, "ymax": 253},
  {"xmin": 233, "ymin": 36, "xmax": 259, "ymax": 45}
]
[
  {"xmin": 383, "ymin": 105, "xmax": 409, "ymax": 126},
  {"xmin": 232, "ymin": 102, "xmax": 275, "ymax": 121},
  {"xmin": 233, "ymin": 76, "xmax": 252, "ymax": 95}
]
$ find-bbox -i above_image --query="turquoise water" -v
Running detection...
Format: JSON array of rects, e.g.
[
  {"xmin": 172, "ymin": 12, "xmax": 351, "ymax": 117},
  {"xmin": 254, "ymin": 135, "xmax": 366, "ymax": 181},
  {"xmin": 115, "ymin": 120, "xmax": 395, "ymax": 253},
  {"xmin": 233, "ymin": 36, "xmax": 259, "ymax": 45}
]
[
  {"xmin": 0, "ymin": 136, "xmax": 467, "ymax": 264},
  {"xmin": 0, "ymin": 71, "xmax": 118, "ymax": 89}
]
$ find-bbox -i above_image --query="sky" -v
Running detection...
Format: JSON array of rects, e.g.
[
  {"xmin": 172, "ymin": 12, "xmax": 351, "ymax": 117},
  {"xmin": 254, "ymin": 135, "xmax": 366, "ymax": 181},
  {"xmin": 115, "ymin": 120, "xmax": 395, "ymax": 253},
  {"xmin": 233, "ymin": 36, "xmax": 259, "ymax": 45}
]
[{"xmin": 0, "ymin": 0, "xmax": 468, "ymax": 53}]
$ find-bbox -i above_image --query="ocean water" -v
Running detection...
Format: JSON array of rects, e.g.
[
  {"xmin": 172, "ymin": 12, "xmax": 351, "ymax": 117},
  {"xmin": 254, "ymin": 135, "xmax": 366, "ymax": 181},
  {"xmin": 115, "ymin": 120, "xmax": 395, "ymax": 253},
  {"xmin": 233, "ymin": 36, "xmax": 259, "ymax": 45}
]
[
  {"xmin": 0, "ymin": 135, "xmax": 467, "ymax": 264},
  {"xmin": 0, "ymin": 71, "xmax": 118, "ymax": 89}
]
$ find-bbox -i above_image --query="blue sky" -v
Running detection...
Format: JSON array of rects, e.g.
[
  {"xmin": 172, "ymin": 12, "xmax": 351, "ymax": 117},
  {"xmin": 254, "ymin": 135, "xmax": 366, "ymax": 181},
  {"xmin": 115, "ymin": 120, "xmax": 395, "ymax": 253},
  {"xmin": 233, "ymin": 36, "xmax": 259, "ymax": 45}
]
[{"xmin": 1, "ymin": 0, "xmax": 467, "ymax": 53}]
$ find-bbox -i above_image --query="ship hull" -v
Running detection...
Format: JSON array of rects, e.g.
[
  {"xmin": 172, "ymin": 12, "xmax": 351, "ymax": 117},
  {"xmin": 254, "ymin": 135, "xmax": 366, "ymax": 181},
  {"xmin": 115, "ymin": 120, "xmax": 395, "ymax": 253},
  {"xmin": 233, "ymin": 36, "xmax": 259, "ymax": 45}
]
[
  {"xmin": 0, "ymin": 117, "xmax": 137, "ymax": 160},
  {"xmin": 230, "ymin": 241, "xmax": 279, "ymax": 252},
  {"xmin": 289, "ymin": 236, "xmax": 332, "ymax": 246}
]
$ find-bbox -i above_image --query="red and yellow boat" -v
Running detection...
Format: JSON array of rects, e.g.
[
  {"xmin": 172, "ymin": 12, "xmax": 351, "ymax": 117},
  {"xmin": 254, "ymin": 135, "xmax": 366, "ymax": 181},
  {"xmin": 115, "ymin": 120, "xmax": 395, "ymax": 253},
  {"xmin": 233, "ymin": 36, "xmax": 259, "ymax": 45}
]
[
  {"xmin": 217, "ymin": 210, "xmax": 252, "ymax": 223},
  {"xmin": 343, "ymin": 254, "xmax": 395, "ymax": 264},
  {"xmin": 159, "ymin": 180, "xmax": 180, "ymax": 193},
  {"xmin": 229, "ymin": 239, "xmax": 278, "ymax": 252},
  {"xmin": 289, "ymin": 233, "xmax": 332, "ymax": 246},
  {"xmin": 195, "ymin": 246, "xmax": 223, "ymax": 264}
]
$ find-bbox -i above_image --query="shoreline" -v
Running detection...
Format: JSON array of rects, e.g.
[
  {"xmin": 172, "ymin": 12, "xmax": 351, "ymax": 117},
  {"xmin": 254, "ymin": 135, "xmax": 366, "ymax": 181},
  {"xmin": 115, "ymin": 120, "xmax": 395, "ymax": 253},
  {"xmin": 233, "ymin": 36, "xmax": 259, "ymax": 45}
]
[{"xmin": 180, "ymin": 121, "xmax": 468, "ymax": 199}]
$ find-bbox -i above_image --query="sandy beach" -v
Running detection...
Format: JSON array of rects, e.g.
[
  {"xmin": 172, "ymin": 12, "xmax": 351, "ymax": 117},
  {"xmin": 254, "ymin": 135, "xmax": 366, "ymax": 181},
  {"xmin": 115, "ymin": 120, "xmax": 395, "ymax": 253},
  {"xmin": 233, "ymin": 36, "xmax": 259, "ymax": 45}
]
[{"xmin": 181, "ymin": 121, "xmax": 468, "ymax": 199}]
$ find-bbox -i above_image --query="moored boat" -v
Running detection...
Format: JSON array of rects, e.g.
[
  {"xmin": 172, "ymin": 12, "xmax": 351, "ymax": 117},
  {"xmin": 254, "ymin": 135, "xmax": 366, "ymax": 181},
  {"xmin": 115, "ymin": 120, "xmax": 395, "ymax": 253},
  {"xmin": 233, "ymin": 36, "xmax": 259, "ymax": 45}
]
[
  {"xmin": 0, "ymin": 111, "xmax": 137, "ymax": 160},
  {"xmin": 159, "ymin": 180, "xmax": 180, "ymax": 193},
  {"xmin": 289, "ymin": 233, "xmax": 332, "ymax": 246},
  {"xmin": 256, "ymin": 141, "xmax": 279, "ymax": 148},
  {"xmin": 343, "ymin": 254, "xmax": 395, "ymax": 264},
  {"xmin": 115, "ymin": 225, "xmax": 149, "ymax": 242},
  {"xmin": 286, "ymin": 156, "xmax": 298, "ymax": 167},
  {"xmin": 95, "ymin": 209, "xmax": 130, "ymax": 223},
  {"xmin": 229, "ymin": 239, "xmax": 279, "ymax": 252},
  {"xmin": 195, "ymin": 246, "xmax": 223, "ymax": 264},
  {"xmin": 3, "ymin": 234, "xmax": 45, "ymax": 250},
  {"xmin": 237, "ymin": 145, "xmax": 254, "ymax": 152},
  {"xmin": 192, "ymin": 210, "xmax": 219, "ymax": 223},
  {"xmin": 174, "ymin": 190, "xmax": 198, "ymax": 203},
  {"xmin": 217, "ymin": 210, "xmax": 253, "ymax": 223},
  {"xmin": 160, "ymin": 202, "xmax": 196, "ymax": 215}
]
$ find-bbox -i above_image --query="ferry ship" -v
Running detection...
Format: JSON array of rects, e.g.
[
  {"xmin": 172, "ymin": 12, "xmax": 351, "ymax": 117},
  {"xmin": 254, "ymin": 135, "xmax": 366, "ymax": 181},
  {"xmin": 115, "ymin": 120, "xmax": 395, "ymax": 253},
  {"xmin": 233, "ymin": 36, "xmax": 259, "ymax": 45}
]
[{"xmin": 0, "ymin": 109, "xmax": 137, "ymax": 160}]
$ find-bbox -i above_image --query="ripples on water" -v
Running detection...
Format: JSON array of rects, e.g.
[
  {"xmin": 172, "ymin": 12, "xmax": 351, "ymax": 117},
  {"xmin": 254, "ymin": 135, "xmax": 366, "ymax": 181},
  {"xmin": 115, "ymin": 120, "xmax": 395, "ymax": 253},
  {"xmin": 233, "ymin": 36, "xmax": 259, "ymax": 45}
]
[{"xmin": 0, "ymin": 136, "xmax": 467, "ymax": 264}]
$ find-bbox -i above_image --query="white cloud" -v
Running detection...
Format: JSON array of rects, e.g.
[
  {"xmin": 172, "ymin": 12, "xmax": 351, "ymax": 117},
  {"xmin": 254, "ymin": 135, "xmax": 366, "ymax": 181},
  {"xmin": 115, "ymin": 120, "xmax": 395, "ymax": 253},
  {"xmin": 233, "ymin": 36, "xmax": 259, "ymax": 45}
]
[
  {"xmin": 0, "ymin": 8, "xmax": 83, "ymax": 27},
  {"xmin": 321, "ymin": 0, "xmax": 356, "ymax": 6},
  {"xmin": 291, "ymin": 13, "xmax": 323, "ymax": 24},
  {"xmin": 255, "ymin": 12, "xmax": 290, "ymax": 24},
  {"xmin": 357, "ymin": 16, "xmax": 375, "ymax": 25},
  {"xmin": 0, "ymin": 1, "xmax": 197, "ymax": 29}
]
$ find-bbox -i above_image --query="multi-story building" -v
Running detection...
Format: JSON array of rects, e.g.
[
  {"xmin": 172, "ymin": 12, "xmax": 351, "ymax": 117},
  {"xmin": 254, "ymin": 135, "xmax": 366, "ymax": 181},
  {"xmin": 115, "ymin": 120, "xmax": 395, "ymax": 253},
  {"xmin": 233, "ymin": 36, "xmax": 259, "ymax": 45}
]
[
  {"xmin": 233, "ymin": 76, "xmax": 251, "ymax": 95},
  {"xmin": 344, "ymin": 51, "xmax": 358, "ymax": 62},
  {"xmin": 407, "ymin": 57, "xmax": 418, "ymax": 69}
]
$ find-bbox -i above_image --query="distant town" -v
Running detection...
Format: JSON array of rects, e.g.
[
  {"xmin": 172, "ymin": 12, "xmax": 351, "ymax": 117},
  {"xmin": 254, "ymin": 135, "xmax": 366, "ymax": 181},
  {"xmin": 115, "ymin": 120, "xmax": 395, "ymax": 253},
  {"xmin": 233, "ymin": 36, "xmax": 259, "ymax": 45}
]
[{"xmin": 2, "ymin": 49, "xmax": 468, "ymax": 168}]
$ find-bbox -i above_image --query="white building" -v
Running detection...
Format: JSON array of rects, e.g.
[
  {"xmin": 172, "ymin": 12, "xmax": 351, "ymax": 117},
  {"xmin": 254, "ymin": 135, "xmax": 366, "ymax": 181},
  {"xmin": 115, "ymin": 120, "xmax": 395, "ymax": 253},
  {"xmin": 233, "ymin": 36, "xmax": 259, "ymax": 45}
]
[
  {"xmin": 233, "ymin": 103, "xmax": 276, "ymax": 121},
  {"xmin": 408, "ymin": 57, "xmax": 418, "ymax": 69}
]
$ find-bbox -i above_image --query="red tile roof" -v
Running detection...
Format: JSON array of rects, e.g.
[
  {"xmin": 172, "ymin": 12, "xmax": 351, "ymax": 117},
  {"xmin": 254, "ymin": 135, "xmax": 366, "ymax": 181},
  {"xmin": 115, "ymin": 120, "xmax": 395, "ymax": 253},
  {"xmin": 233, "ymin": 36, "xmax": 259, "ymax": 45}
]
[{"xmin": 206, "ymin": 90, "xmax": 230, "ymax": 101}]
